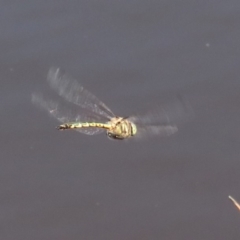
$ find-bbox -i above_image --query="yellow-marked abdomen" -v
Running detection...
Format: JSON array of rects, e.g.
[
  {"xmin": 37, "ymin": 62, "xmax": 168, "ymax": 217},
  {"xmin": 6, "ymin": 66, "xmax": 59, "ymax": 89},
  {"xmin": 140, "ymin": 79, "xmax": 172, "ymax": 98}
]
[{"xmin": 57, "ymin": 122, "xmax": 110, "ymax": 130}]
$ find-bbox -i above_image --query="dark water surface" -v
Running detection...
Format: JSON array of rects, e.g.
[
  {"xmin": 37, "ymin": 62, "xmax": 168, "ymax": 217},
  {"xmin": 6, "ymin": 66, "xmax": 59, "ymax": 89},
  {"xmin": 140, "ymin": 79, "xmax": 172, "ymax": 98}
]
[{"xmin": 1, "ymin": 1, "xmax": 240, "ymax": 239}]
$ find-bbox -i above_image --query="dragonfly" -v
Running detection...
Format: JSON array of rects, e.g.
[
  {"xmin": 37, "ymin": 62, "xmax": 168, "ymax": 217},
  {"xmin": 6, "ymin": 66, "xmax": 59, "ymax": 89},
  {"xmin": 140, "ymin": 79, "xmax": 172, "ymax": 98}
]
[{"xmin": 32, "ymin": 67, "xmax": 190, "ymax": 140}]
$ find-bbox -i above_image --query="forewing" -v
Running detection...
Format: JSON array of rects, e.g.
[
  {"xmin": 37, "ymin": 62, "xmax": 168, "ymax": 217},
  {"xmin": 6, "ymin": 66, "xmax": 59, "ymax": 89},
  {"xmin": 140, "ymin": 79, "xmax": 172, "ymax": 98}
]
[
  {"xmin": 47, "ymin": 67, "xmax": 115, "ymax": 119},
  {"xmin": 32, "ymin": 93, "xmax": 105, "ymax": 135},
  {"xmin": 132, "ymin": 123, "xmax": 178, "ymax": 140},
  {"xmin": 129, "ymin": 96, "xmax": 192, "ymax": 139}
]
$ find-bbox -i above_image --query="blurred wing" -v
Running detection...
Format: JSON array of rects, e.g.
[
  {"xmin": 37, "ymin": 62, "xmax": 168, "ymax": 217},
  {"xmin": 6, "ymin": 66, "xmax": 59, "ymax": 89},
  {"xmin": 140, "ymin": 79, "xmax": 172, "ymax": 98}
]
[
  {"xmin": 47, "ymin": 67, "xmax": 115, "ymax": 120},
  {"xmin": 129, "ymin": 96, "xmax": 192, "ymax": 139},
  {"xmin": 32, "ymin": 93, "xmax": 105, "ymax": 135},
  {"xmin": 137, "ymin": 124, "xmax": 178, "ymax": 139}
]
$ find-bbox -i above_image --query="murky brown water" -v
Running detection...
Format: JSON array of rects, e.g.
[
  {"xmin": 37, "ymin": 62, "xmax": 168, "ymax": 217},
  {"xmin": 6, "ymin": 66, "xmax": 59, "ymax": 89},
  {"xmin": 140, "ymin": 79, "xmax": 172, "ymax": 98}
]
[{"xmin": 1, "ymin": 1, "xmax": 240, "ymax": 239}]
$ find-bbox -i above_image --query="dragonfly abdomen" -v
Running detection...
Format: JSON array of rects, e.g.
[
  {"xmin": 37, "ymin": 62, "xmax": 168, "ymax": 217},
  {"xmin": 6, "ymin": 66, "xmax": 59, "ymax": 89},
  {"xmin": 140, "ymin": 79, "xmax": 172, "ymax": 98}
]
[{"xmin": 57, "ymin": 122, "xmax": 110, "ymax": 130}]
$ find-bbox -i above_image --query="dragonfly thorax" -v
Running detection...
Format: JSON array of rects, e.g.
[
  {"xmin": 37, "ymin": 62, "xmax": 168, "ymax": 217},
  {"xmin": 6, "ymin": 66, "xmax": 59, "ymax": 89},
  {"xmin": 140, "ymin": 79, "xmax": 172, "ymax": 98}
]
[{"xmin": 106, "ymin": 117, "xmax": 137, "ymax": 140}]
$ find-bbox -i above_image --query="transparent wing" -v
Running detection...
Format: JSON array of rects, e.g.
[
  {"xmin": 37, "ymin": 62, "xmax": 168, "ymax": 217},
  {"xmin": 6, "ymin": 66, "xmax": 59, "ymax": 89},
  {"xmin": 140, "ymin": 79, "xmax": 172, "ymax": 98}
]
[
  {"xmin": 32, "ymin": 93, "xmax": 105, "ymax": 135},
  {"xmin": 47, "ymin": 67, "xmax": 115, "ymax": 120},
  {"xmin": 132, "ymin": 123, "xmax": 178, "ymax": 139},
  {"xmin": 128, "ymin": 96, "xmax": 193, "ymax": 139}
]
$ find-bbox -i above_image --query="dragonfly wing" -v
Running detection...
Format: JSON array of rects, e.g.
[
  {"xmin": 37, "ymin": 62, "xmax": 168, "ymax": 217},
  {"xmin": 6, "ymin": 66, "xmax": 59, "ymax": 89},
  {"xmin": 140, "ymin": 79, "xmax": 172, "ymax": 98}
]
[
  {"xmin": 128, "ymin": 96, "xmax": 192, "ymax": 139},
  {"xmin": 75, "ymin": 128, "xmax": 104, "ymax": 135},
  {"xmin": 32, "ymin": 93, "xmax": 105, "ymax": 135},
  {"xmin": 132, "ymin": 123, "xmax": 178, "ymax": 140},
  {"xmin": 47, "ymin": 67, "xmax": 115, "ymax": 120}
]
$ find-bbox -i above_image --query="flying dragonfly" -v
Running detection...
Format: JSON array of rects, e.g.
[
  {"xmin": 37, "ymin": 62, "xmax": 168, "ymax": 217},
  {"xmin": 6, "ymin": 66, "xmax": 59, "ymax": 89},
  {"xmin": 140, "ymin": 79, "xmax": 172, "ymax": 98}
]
[{"xmin": 32, "ymin": 67, "xmax": 191, "ymax": 140}]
